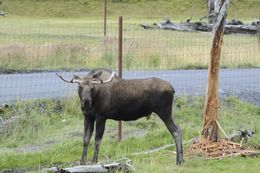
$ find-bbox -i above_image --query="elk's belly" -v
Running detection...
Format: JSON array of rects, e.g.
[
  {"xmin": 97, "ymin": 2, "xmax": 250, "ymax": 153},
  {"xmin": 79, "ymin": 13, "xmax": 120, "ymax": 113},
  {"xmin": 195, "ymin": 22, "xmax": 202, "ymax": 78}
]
[{"xmin": 105, "ymin": 104, "xmax": 153, "ymax": 121}]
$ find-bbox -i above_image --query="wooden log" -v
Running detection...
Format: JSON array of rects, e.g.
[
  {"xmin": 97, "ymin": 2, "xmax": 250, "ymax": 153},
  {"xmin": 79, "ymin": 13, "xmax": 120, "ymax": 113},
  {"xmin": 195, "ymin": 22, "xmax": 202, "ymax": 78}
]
[
  {"xmin": 44, "ymin": 159, "xmax": 134, "ymax": 173},
  {"xmin": 62, "ymin": 162, "xmax": 126, "ymax": 173},
  {"xmin": 63, "ymin": 165, "xmax": 109, "ymax": 172},
  {"xmin": 139, "ymin": 18, "xmax": 258, "ymax": 34},
  {"xmin": 44, "ymin": 165, "xmax": 108, "ymax": 173},
  {"xmin": 140, "ymin": 20, "xmax": 210, "ymax": 32},
  {"xmin": 225, "ymin": 24, "xmax": 257, "ymax": 34}
]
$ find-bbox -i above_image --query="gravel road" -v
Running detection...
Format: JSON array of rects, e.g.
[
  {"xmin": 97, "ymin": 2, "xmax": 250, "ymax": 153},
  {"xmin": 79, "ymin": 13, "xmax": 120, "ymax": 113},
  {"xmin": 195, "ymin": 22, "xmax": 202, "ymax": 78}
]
[{"xmin": 0, "ymin": 68, "xmax": 259, "ymax": 105}]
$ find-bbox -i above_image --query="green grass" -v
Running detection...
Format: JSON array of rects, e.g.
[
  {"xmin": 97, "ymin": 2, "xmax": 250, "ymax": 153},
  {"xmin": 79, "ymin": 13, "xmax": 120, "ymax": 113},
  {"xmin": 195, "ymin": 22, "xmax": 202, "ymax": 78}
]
[
  {"xmin": 0, "ymin": 0, "xmax": 259, "ymax": 19},
  {"xmin": 0, "ymin": 96, "xmax": 260, "ymax": 172},
  {"xmin": 0, "ymin": 1, "xmax": 259, "ymax": 72},
  {"xmin": 0, "ymin": 18, "xmax": 259, "ymax": 72}
]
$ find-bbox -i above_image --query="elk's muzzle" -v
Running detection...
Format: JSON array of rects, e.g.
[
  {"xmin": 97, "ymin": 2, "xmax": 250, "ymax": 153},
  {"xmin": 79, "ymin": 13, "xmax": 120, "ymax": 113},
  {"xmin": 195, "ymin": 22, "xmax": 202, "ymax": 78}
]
[{"xmin": 81, "ymin": 98, "xmax": 92, "ymax": 110}]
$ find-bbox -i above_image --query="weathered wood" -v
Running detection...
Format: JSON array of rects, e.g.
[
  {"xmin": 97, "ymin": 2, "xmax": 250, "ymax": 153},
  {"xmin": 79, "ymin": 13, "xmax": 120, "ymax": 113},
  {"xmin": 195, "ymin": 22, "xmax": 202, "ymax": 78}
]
[
  {"xmin": 225, "ymin": 24, "xmax": 257, "ymax": 34},
  {"xmin": 45, "ymin": 165, "xmax": 108, "ymax": 173},
  {"xmin": 208, "ymin": 0, "xmax": 222, "ymax": 24},
  {"xmin": 215, "ymin": 120, "xmax": 229, "ymax": 139},
  {"xmin": 44, "ymin": 159, "xmax": 134, "ymax": 173},
  {"xmin": 201, "ymin": 0, "xmax": 229, "ymax": 142},
  {"xmin": 214, "ymin": 0, "xmax": 229, "ymax": 29},
  {"xmin": 140, "ymin": 18, "xmax": 194, "ymax": 32},
  {"xmin": 139, "ymin": 19, "xmax": 210, "ymax": 32},
  {"xmin": 139, "ymin": 17, "xmax": 258, "ymax": 34},
  {"xmin": 64, "ymin": 165, "xmax": 108, "ymax": 173}
]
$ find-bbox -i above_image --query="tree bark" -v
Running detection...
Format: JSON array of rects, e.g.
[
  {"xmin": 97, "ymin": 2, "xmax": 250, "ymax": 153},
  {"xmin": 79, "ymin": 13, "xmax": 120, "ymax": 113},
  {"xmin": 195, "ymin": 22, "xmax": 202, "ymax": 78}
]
[
  {"xmin": 208, "ymin": 0, "xmax": 221, "ymax": 24},
  {"xmin": 201, "ymin": 0, "xmax": 229, "ymax": 142}
]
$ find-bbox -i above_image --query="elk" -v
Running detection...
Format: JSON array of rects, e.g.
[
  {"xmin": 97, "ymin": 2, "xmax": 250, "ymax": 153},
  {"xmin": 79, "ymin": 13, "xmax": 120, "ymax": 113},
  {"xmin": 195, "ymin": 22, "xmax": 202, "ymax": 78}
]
[{"xmin": 57, "ymin": 68, "xmax": 184, "ymax": 165}]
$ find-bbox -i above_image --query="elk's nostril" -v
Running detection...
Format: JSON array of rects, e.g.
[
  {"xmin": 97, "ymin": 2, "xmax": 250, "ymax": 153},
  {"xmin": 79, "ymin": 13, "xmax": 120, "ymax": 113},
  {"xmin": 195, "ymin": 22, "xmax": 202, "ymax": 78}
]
[{"xmin": 81, "ymin": 99, "xmax": 92, "ymax": 110}]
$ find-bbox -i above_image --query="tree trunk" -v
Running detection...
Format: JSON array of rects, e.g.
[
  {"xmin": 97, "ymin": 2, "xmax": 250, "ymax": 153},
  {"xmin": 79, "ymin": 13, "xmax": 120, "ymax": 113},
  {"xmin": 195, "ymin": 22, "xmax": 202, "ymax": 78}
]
[
  {"xmin": 257, "ymin": 22, "xmax": 260, "ymax": 44},
  {"xmin": 208, "ymin": 0, "xmax": 221, "ymax": 24},
  {"xmin": 201, "ymin": 0, "xmax": 229, "ymax": 142}
]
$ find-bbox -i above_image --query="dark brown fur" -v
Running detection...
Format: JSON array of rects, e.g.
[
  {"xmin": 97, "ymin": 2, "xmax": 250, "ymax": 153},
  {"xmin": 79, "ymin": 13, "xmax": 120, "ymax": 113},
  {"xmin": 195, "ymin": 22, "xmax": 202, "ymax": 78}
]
[{"xmin": 77, "ymin": 69, "xmax": 184, "ymax": 165}]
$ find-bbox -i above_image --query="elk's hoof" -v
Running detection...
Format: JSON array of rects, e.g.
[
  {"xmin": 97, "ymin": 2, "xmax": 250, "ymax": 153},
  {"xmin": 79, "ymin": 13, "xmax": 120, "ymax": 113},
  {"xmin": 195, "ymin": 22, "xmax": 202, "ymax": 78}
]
[{"xmin": 176, "ymin": 159, "xmax": 185, "ymax": 166}]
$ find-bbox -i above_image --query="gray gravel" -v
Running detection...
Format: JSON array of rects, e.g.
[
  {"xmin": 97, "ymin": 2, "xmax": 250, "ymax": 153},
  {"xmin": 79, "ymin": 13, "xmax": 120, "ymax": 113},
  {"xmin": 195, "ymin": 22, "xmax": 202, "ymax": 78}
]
[{"xmin": 0, "ymin": 68, "xmax": 259, "ymax": 105}]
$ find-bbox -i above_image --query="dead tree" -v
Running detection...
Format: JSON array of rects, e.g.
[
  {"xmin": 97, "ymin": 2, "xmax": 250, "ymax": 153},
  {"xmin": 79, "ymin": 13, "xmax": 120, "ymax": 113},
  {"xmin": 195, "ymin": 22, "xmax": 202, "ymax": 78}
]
[
  {"xmin": 208, "ymin": 0, "xmax": 222, "ymax": 24},
  {"xmin": 201, "ymin": 0, "xmax": 230, "ymax": 142}
]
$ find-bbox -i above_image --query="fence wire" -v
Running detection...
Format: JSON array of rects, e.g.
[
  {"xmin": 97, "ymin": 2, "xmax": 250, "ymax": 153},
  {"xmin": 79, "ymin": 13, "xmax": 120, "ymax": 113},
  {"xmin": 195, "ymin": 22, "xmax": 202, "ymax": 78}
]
[{"xmin": 0, "ymin": 19, "xmax": 259, "ymax": 105}]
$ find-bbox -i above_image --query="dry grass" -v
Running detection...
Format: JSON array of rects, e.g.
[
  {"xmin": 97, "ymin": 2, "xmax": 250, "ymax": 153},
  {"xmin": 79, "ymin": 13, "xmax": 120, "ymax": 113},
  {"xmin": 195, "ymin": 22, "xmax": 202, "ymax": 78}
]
[{"xmin": 0, "ymin": 20, "xmax": 259, "ymax": 71}]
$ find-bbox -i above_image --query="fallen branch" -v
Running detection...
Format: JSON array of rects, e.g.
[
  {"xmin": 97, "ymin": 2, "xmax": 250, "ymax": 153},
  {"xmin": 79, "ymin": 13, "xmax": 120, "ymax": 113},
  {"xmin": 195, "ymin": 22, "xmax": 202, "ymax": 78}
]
[
  {"xmin": 131, "ymin": 138, "xmax": 198, "ymax": 156},
  {"xmin": 216, "ymin": 120, "xmax": 229, "ymax": 139},
  {"xmin": 131, "ymin": 144, "xmax": 176, "ymax": 156},
  {"xmin": 44, "ymin": 158, "xmax": 134, "ymax": 173},
  {"xmin": 140, "ymin": 18, "xmax": 259, "ymax": 34}
]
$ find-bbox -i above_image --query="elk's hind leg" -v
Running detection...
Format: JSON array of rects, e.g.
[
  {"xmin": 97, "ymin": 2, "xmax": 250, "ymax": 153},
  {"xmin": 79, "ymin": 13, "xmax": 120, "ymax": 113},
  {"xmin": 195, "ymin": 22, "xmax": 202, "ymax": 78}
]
[{"xmin": 158, "ymin": 109, "xmax": 184, "ymax": 165}]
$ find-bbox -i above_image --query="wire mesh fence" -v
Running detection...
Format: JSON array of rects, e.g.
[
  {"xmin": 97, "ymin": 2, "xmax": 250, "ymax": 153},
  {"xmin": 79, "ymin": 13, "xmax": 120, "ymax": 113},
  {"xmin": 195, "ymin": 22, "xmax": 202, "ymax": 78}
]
[{"xmin": 0, "ymin": 19, "xmax": 260, "ymax": 105}]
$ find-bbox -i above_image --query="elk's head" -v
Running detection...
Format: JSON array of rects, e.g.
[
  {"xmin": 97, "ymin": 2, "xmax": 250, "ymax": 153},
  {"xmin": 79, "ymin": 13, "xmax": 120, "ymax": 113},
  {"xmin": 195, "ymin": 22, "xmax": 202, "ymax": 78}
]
[{"xmin": 56, "ymin": 71, "xmax": 115, "ymax": 110}]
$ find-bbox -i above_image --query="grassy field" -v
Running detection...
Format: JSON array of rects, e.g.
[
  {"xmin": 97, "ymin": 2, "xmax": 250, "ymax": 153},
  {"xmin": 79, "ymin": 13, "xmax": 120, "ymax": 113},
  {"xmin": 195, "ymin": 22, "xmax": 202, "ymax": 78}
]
[
  {"xmin": 0, "ymin": 1, "xmax": 259, "ymax": 172},
  {"xmin": 0, "ymin": 96, "xmax": 260, "ymax": 172},
  {"xmin": 0, "ymin": 0, "xmax": 259, "ymax": 72},
  {"xmin": 0, "ymin": 18, "xmax": 259, "ymax": 72}
]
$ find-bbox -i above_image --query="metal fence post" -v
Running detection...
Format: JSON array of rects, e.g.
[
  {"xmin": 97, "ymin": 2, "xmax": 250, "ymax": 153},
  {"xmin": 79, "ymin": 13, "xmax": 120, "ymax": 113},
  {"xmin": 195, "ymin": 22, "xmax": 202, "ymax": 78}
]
[
  {"xmin": 104, "ymin": 0, "xmax": 107, "ymax": 36},
  {"xmin": 118, "ymin": 16, "xmax": 123, "ymax": 142}
]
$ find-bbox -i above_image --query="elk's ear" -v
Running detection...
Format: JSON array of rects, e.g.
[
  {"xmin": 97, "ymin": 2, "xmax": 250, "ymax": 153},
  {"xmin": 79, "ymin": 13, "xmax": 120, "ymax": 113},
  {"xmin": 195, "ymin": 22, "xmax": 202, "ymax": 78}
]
[
  {"xmin": 92, "ymin": 71, "xmax": 102, "ymax": 79},
  {"xmin": 92, "ymin": 71, "xmax": 103, "ymax": 83}
]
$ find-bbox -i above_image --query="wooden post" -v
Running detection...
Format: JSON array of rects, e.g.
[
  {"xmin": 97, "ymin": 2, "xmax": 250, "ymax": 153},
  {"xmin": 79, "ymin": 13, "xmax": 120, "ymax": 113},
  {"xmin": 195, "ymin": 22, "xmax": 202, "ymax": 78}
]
[
  {"xmin": 118, "ymin": 16, "xmax": 123, "ymax": 142},
  {"xmin": 104, "ymin": 0, "xmax": 107, "ymax": 36},
  {"xmin": 201, "ymin": 0, "xmax": 230, "ymax": 142},
  {"xmin": 257, "ymin": 19, "xmax": 260, "ymax": 44}
]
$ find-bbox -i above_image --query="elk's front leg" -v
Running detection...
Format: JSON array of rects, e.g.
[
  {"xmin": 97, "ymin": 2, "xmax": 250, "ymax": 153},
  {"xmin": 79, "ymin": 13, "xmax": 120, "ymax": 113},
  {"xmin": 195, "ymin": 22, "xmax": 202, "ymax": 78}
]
[
  {"xmin": 92, "ymin": 117, "xmax": 106, "ymax": 163},
  {"xmin": 80, "ymin": 117, "xmax": 94, "ymax": 165}
]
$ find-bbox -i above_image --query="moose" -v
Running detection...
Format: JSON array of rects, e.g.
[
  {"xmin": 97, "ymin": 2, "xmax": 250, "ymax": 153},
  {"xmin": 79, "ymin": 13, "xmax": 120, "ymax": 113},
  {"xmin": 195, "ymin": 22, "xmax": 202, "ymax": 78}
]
[{"xmin": 57, "ymin": 68, "xmax": 184, "ymax": 165}]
